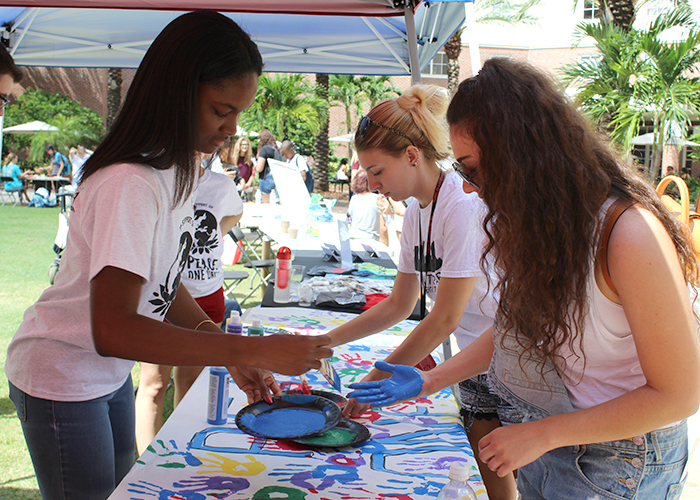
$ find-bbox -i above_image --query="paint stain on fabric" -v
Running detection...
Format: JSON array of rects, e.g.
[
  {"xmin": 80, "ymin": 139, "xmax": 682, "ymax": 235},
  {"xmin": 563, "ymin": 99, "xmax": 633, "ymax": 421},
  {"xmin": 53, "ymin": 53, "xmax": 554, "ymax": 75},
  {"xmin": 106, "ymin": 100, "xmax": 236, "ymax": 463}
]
[
  {"xmin": 298, "ymin": 428, "xmax": 356, "ymax": 446},
  {"xmin": 240, "ymin": 409, "xmax": 327, "ymax": 438}
]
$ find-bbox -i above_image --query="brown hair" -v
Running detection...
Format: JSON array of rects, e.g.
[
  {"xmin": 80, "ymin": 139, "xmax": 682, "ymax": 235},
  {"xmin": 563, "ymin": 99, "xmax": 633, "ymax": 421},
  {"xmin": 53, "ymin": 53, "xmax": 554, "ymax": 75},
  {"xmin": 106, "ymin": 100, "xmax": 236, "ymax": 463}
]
[
  {"xmin": 447, "ymin": 57, "xmax": 698, "ymax": 369},
  {"xmin": 354, "ymin": 84, "xmax": 450, "ymax": 163},
  {"xmin": 257, "ymin": 129, "xmax": 276, "ymax": 150},
  {"xmin": 351, "ymin": 168, "xmax": 370, "ymax": 194}
]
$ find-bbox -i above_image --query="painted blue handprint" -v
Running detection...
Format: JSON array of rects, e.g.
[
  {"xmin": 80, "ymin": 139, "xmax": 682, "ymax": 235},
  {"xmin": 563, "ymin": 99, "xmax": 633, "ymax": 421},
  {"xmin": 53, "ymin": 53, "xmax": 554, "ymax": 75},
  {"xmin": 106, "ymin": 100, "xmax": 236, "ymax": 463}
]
[{"xmin": 347, "ymin": 361, "xmax": 423, "ymax": 406}]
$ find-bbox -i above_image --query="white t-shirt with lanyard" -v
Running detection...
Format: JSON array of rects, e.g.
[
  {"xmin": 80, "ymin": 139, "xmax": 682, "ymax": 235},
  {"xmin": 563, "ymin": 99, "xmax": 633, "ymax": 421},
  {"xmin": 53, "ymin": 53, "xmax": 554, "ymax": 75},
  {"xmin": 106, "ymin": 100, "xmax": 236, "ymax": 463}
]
[
  {"xmin": 289, "ymin": 153, "xmax": 309, "ymax": 175},
  {"xmin": 398, "ymin": 171, "xmax": 497, "ymax": 349},
  {"xmin": 6, "ymin": 163, "xmax": 196, "ymax": 401},
  {"xmin": 182, "ymin": 168, "xmax": 243, "ymax": 298}
]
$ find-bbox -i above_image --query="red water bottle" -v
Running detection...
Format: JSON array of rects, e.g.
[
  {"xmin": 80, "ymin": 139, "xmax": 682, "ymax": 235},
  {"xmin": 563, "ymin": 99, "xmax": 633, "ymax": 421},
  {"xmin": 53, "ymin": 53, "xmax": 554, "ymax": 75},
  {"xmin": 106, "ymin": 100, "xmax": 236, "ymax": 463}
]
[{"xmin": 273, "ymin": 246, "xmax": 292, "ymax": 303}]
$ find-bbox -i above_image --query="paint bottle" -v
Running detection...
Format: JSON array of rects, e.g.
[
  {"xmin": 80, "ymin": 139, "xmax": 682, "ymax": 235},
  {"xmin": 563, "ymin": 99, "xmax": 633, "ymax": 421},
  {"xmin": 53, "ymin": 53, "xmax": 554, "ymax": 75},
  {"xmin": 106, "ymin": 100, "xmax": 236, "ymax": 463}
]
[
  {"xmin": 273, "ymin": 246, "xmax": 292, "ymax": 303},
  {"xmin": 226, "ymin": 311, "xmax": 243, "ymax": 335},
  {"xmin": 248, "ymin": 319, "xmax": 264, "ymax": 336},
  {"xmin": 207, "ymin": 366, "xmax": 230, "ymax": 425},
  {"xmin": 436, "ymin": 462, "xmax": 477, "ymax": 500}
]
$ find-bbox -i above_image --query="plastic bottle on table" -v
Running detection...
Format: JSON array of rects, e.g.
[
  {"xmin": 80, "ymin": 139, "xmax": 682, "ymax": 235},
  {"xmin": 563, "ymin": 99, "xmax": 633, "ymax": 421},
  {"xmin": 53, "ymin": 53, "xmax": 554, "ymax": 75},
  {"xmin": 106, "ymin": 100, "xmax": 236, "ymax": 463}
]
[
  {"xmin": 254, "ymin": 188, "xmax": 262, "ymax": 204},
  {"xmin": 273, "ymin": 246, "xmax": 292, "ymax": 303},
  {"xmin": 436, "ymin": 462, "xmax": 477, "ymax": 500},
  {"xmin": 225, "ymin": 311, "xmax": 243, "ymax": 335},
  {"xmin": 206, "ymin": 366, "xmax": 229, "ymax": 425},
  {"xmin": 248, "ymin": 319, "xmax": 264, "ymax": 336}
]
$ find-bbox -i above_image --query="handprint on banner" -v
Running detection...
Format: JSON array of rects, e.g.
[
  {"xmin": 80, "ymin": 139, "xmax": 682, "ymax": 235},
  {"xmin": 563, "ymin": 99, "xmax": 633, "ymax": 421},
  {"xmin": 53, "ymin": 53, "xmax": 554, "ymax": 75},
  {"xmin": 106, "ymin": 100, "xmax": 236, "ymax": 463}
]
[
  {"xmin": 127, "ymin": 475, "xmax": 248, "ymax": 499},
  {"xmin": 197, "ymin": 452, "xmax": 266, "ymax": 476},
  {"xmin": 137, "ymin": 439, "xmax": 202, "ymax": 468}
]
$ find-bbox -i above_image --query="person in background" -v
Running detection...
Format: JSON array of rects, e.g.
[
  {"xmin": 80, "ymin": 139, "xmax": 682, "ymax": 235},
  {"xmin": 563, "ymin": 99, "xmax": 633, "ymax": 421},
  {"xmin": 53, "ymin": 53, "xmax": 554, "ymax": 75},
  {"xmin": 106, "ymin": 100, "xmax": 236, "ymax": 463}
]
[
  {"xmin": 281, "ymin": 139, "xmax": 314, "ymax": 193},
  {"xmin": 6, "ymin": 12, "xmax": 331, "ymax": 500},
  {"xmin": 346, "ymin": 168, "xmax": 384, "ymax": 242},
  {"xmin": 253, "ymin": 129, "xmax": 283, "ymax": 203},
  {"xmin": 135, "ymin": 156, "xmax": 245, "ymax": 455},
  {"xmin": 336, "ymin": 158, "xmax": 349, "ymax": 181},
  {"xmin": 0, "ymin": 43, "xmax": 22, "ymax": 119},
  {"xmin": 231, "ymin": 136, "xmax": 256, "ymax": 190},
  {"xmin": 331, "ymin": 84, "xmax": 519, "ymax": 500},
  {"xmin": 69, "ymin": 145, "xmax": 92, "ymax": 187},
  {"xmin": 2, "ymin": 152, "xmax": 30, "ymax": 204},
  {"xmin": 348, "ymin": 58, "xmax": 700, "ymax": 500},
  {"xmin": 45, "ymin": 144, "xmax": 71, "ymax": 181}
]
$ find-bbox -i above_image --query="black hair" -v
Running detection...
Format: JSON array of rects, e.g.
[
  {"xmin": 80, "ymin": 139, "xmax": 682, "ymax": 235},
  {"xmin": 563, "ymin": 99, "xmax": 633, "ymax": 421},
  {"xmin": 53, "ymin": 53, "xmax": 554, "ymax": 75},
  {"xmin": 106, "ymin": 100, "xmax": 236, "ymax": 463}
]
[
  {"xmin": 0, "ymin": 44, "xmax": 22, "ymax": 83},
  {"xmin": 80, "ymin": 10, "xmax": 263, "ymax": 206}
]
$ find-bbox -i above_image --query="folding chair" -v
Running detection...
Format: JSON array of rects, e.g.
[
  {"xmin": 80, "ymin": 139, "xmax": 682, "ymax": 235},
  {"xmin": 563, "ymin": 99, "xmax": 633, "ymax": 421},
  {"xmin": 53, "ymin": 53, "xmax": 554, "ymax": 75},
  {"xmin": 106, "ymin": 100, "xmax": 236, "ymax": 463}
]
[
  {"xmin": 222, "ymin": 269, "xmax": 249, "ymax": 299},
  {"xmin": 1, "ymin": 176, "xmax": 20, "ymax": 206},
  {"xmin": 237, "ymin": 224, "xmax": 266, "ymax": 260},
  {"xmin": 228, "ymin": 226, "xmax": 275, "ymax": 304}
]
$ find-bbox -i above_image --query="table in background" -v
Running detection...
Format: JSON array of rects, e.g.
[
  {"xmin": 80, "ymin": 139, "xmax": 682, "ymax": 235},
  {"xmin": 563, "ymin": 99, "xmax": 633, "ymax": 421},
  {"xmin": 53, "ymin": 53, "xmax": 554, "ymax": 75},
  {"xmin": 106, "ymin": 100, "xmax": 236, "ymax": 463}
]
[
  {"xmin": 108, "ymin": 307, "xmax": 487, "ymax": 500},
  {"xmin": 23, "ymin": 175, "xmax": 70, "ymax": 194}
]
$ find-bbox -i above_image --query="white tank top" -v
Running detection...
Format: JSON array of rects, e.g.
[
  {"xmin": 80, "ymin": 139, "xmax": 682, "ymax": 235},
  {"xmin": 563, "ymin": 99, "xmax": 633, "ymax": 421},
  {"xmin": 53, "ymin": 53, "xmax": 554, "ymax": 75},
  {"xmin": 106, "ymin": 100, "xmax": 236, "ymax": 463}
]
[{"xmin": 555, "ymin": 199, "xmax": 647, "ymax": 410}]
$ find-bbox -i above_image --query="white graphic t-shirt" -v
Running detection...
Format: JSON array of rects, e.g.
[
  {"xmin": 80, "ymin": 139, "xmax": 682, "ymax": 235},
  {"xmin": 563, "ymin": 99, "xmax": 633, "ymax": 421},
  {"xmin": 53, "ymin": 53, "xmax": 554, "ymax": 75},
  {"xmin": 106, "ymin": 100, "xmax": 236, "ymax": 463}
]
[
  {"xmin": 183, "ymin": 169, "xmax": 243, "ymax": 298},
  {"xmin": 5, "ymin": 163, "xmax": 195, "ymax": 401},
  {"xmin": 398, "ymin": 171, "xmax": 498, "ymax": 348}
]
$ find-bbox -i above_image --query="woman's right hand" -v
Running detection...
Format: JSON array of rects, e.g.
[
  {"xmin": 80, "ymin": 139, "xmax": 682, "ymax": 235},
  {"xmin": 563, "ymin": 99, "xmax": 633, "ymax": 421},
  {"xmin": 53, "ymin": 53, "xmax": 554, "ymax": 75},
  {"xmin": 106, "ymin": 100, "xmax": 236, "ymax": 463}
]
[{"xmin": 258, "ymin": 334, "xmax": 333, "ymax": 375}]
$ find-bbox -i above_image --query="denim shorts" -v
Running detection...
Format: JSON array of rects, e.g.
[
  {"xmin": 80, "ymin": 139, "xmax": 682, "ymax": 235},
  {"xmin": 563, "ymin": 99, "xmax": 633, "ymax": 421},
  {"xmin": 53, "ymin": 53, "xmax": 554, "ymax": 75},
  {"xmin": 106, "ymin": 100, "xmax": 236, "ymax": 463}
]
[
  {"xmin": 458, "ymin": 374, "xmax": 524, "ymax": 432},
  {"xmin": 517, "ymin": 419, "xmax": 688, "ymax": 500},
  {"xmin": 258, "ymin": 175, "xmax": 275, "ymax": 194},
  {"xmin": 9, "ymin": 377, "xmax": 136, "ymax": 500}
]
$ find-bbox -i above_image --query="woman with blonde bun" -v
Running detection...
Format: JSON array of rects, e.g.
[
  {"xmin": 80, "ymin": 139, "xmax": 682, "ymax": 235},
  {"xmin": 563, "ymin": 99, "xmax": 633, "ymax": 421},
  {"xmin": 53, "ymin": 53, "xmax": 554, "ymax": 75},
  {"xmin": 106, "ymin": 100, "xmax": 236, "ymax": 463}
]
[{"xmin": 328, "ymin": 85, "xmax": 520, "ymax": 500}]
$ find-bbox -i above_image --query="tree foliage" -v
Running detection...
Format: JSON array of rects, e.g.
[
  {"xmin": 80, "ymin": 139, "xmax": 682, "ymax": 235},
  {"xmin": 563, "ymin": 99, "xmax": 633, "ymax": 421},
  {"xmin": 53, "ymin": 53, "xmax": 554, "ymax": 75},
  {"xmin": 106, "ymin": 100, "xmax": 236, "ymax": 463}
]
[
  {"xmin": 3, "ymin": 87, "xmax": 104, "ymax": 159},
  {"xmin": 561, "ymin": 5, "xmax": 700, "ymax": 177}
]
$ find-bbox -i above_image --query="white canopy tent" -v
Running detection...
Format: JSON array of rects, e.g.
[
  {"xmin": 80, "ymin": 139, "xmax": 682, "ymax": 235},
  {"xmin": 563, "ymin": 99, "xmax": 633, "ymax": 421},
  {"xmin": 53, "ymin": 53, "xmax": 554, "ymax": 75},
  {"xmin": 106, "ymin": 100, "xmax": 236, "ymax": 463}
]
[
  {"xmin": 0, "ymin": 2, "xmax": 465, "ymax": 80},
  {"xmin": 632, "ymin": 132, "xmax": 700, "ymax": 147},
  {"xmin": 3, "ymin": 119, "xmax": 57, "ymax": 133}
]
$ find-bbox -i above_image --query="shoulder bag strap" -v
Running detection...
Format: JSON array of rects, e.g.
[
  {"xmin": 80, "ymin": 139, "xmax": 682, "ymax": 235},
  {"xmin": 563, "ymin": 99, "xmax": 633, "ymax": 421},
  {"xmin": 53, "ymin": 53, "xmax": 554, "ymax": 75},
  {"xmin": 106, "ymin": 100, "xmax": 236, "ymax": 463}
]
[{"xmin": 599, "ymin": 199, "xmax": 635, "ymax": 295}]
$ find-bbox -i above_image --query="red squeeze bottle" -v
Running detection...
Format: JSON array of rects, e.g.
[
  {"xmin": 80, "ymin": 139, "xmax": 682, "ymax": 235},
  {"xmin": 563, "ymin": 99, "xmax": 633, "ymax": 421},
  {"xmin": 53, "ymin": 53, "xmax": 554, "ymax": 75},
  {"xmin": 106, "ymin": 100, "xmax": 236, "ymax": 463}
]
[{"xmin": 273, "ymin": 246, "xmax": 292, "ymax": 303}]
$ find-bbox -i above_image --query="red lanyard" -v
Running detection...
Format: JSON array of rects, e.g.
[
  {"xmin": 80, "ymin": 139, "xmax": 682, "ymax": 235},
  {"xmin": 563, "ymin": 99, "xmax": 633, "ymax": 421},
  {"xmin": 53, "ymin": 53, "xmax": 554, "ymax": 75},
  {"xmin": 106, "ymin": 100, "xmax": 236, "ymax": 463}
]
[{"xmin": 417, "ymin": 171, "xmax": 445, "ymax": 319}]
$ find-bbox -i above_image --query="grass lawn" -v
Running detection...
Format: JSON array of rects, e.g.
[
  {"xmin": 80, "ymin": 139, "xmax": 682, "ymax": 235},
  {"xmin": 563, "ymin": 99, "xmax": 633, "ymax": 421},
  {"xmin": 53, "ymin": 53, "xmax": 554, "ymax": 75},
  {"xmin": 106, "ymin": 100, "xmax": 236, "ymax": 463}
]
[{"xmin": 0, "ymin": 204, "xmax": 264, "ymax": 499}]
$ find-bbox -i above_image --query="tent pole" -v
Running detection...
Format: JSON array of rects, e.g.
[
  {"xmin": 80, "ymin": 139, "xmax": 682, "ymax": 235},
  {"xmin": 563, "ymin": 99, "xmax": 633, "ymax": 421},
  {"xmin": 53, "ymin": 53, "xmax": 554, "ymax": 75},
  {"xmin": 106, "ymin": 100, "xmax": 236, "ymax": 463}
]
[
  {"xmin": 465, "ymin": 0, "xmax": 481, "ymax": 76},
  {"xmin": 404, "ymin": 2, "xmax": 421, "ymax": 85}
]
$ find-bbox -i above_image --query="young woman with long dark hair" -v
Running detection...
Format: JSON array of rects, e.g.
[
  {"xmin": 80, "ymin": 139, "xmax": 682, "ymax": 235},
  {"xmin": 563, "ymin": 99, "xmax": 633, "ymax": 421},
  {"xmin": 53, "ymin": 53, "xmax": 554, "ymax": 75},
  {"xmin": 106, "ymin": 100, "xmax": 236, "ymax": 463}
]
[{"xmin": 5, "ymin": 11, "xmax": 331, "ymax": 500}]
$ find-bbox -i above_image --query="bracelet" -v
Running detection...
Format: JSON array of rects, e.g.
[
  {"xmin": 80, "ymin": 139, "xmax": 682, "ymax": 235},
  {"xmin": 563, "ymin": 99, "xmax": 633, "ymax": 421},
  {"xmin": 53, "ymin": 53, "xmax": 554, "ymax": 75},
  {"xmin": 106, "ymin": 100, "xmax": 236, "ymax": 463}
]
[{"xmin": 194, "ymin": 319, "xmax": 217, "ymax": 331}]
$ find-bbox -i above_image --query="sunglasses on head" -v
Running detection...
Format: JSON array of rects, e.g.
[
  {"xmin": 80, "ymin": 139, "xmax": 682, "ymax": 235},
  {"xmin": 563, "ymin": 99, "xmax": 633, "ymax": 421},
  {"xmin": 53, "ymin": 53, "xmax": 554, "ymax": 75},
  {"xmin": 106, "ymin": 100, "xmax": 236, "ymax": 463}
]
[
  {"xmin": 358, "ymin": 116, "xmax": 417, "ymax": 148},
  {"xmin": 452, "ymin": 162, "xmax": 480, "ymax": 190}
]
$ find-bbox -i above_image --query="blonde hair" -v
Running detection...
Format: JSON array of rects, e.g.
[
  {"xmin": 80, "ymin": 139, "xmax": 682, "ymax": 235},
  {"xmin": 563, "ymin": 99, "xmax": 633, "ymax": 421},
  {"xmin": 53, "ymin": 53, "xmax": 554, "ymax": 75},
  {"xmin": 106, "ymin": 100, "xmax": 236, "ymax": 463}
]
[
  {"xmin": 227, "ymin": 136, "xmax": 253, "ymax": 166},
  {"xmin": 4, "ymin": 152, "xmax": 17, "ymax": 165},
  {"xmin": 354, "ymin": 84, "xmax": 451, "ymax": 163}
]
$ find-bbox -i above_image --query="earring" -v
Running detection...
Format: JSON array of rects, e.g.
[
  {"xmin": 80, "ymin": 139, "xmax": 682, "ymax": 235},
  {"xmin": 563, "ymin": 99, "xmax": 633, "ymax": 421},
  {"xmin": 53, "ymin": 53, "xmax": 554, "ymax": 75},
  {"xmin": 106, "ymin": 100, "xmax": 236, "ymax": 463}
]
[{"xmin": 412, "ymin": 162, "xmax": 418, "ymax": 167}]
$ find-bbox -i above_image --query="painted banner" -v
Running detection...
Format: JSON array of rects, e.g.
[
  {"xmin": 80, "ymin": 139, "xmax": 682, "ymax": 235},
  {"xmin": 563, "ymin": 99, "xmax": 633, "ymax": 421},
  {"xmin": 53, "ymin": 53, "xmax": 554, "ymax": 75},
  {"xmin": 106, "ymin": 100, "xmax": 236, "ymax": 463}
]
[{"xmin": 110, "ymin": 307, "xmax": 487, "ymax": 499}]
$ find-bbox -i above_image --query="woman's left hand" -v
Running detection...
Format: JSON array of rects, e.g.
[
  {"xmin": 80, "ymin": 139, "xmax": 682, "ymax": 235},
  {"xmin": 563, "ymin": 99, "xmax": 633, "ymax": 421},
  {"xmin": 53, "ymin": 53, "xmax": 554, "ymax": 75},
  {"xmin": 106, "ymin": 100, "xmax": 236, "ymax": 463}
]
[
  {"xmin": 478, "ymin": 419, "xmax": 551, "ymax": 477},
  {"xmin": 227, "ymin": 366, "xmax": 282, "ymax": 404}
]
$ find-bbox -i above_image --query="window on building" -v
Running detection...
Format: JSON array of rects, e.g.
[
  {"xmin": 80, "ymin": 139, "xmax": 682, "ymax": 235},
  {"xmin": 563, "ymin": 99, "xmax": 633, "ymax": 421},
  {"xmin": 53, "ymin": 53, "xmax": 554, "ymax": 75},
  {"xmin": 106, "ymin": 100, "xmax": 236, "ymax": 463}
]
[
  {"xmin": 583, "ymin": 0, "xmax": 601, "ymax": 20},
  {"xmin": 424, "ymin": 52, "xmax": 448, "ymax": 77}
]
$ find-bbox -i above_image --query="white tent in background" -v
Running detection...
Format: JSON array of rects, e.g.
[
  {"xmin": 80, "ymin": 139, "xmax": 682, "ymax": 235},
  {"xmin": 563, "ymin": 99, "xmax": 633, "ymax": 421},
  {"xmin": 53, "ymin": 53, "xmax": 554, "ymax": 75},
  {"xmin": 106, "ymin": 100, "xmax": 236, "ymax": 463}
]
[
  {"xmin": 3, "ymin": 120, "xmax": 58, "ymax": 134},
  {"xmin": 632, "ymin": 132, "xmax": 700, "ymax": 147},
  {"xmin": 329, "ymin": 133, "xmax": 354, "ymax": 143}
]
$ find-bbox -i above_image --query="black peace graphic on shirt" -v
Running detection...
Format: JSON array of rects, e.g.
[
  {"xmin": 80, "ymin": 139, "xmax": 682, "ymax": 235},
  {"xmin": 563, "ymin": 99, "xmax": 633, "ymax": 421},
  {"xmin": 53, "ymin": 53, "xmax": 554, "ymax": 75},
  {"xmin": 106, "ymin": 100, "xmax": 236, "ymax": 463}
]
[
  {"xmin": 192, "ymin": 209, "xmax": 219, "ymax": 255},
  {"xmin": 149, "ymin": 231, "xmax": 193, "ymax": 316}
]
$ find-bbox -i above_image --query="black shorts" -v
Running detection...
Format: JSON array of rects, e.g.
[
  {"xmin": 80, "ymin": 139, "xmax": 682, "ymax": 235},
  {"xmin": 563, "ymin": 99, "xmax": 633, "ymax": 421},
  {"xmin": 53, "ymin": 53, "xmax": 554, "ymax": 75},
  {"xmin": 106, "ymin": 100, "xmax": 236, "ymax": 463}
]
[{"xmin": 458, "ymin": 374, "xmax": 524, "ymax": 432}]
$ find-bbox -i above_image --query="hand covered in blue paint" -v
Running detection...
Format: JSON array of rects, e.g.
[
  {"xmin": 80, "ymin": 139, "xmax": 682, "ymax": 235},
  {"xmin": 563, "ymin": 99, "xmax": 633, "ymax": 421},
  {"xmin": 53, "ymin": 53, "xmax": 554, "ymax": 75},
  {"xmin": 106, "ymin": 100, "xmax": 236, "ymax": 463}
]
[{"xmin": 347, "ymin": 361, "xmax": 423, "ymax": 406}]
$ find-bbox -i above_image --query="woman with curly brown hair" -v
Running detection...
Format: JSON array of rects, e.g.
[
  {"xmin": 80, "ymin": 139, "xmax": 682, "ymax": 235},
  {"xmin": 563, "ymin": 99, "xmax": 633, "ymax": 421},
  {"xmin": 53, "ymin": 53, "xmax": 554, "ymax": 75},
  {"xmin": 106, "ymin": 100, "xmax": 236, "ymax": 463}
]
[{"xmin": 348, "ymin": 57, "xmax": 700, "ymax": 499}]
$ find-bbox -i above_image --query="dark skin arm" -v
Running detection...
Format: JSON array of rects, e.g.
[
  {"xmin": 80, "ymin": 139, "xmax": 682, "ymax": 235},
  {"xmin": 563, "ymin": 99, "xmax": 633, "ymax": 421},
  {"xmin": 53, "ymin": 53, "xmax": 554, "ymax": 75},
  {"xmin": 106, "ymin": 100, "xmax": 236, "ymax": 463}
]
[{"xmin": 90, "ymin": 266, "xmax": 332, "ymax": 373}]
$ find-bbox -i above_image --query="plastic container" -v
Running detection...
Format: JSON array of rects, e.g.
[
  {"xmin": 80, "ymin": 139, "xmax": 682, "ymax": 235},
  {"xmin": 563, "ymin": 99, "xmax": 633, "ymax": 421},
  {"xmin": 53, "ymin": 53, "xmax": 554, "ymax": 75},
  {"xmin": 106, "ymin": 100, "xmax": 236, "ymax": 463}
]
[
  {"xmin": 248, "ymin": 319, "xmax": 265, "ymax": 336},
  {"xmin": 225, "ymin": 311, "xmax": 243, "ymax": 335},
  {"xmin": 273, "ymin": 246, "xmax": 292, "ymax": 303},
  {"xmin": 254, "ymin": 189, "xmax": 262, "ymax": 204},
  {"xmin": 207, "ymin": 366, "xmax": 230, "ymax": 425},
  {"xmin": 436, "ymin": 462, "xmax": 477, "ymax": 500}
]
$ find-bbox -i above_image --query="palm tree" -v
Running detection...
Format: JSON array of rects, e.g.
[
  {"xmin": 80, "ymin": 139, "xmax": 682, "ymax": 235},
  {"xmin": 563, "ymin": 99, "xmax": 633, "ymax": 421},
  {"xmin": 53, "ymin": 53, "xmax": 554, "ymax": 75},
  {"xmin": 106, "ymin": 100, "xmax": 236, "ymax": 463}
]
[
  {"xmin": 240, "ymin": 73, "xmax": 323, "ymax": 141},
  {"xmin": 314, "ymin": 73, "xmax": 330, "ymax": 192},
  {"xmin": 359, "ymin": 76, "xmax": 401, "ymax": 108},
  {"xmin": 445, "ymin": 0, "xmax": 542, "ymax": 94},
  {"xmin": 28, "ymin": 114, "xmax": 100, "ymax": 161},
  {"xmin": 329, "ymin": 75, "xmax": 366, "ymax": 135},
  {"xmin": 562, "ymin": 6, "xmax": 700, "ymax": 178}
]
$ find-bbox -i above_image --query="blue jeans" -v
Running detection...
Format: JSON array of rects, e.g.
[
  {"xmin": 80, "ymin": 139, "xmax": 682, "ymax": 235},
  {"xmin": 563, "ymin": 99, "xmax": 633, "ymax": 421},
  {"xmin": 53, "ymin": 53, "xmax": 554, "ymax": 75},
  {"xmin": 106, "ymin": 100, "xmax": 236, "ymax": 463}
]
[
  {"xmin": 9, "ymin": 376, "xmax": 136, "ymax": 500},
  {"xmin": 258, "ymin": 175, "xmax": 275, "ymax": 195},
  {"xmin": 488, "ymin": 319, "xmax": 688, "ymax": 499}
]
